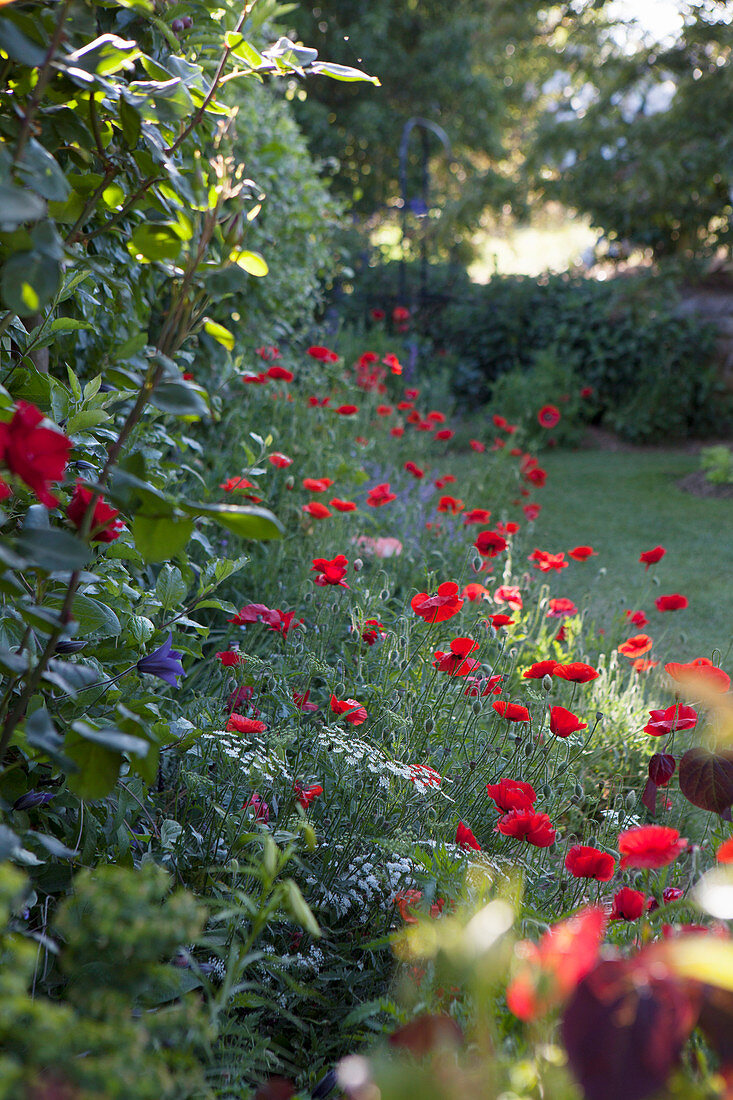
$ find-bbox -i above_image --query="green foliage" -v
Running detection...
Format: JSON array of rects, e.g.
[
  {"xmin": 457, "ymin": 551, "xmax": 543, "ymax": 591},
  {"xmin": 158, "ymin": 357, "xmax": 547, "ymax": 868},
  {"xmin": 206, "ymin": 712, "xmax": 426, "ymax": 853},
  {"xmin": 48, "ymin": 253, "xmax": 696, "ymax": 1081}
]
[{"xmin": 700, "ymin": 445, "xmax": 733, "ymax": 485}]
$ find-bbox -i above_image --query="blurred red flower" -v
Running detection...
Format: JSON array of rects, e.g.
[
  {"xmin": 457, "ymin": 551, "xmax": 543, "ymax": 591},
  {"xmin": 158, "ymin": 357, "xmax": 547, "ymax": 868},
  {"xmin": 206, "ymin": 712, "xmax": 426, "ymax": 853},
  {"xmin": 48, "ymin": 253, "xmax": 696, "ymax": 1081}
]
[
  {"xmin": 336, "ymin": 404, "xmax": 358, "ymax": 415},
  {"xmin": 528, "ymin": 548, "xmax": 567, "ymax": 572},
  {"xmin": 377, "ymin": 404, "xmax": 393, "ymax": 416},
  {"xmin": 302, "ymin": 502, "xmax": 332, "ymax": 519},
  {"xmin": 227, "ymin": 714, "xmax": 267, "ymax": 734},
  {"xmin": 475, "ymin": 530, "xmax": 508, "ymax": 558},
  {"xmin": 655, "ymin": 594, "xmax": 688, "ymax": 612},
  {"xmin": 404, "ymin": 460, "xmax": 424, "ymax": 478},
  {"xmin": 302, "ymin": 477, "xmax": 334, "ymax": 493},
  {"xmin": 361, "ymin": 618, "xmax": 386, "ymax": 645},
  {"xmin": 366, "ymin": 482, "xmax": 396, "ymax": 506},
  {"xmin": 618, "ymin": 825, "xmax": 688, "ymax": 869},
  {"xmin": 625, "ymin": 609, "xmax": 648, "ymax": 627},
  {"xmin": 437, "ymin": 494, "xmax": 464, "ymax": 514},
  {"xmin": 435, "ymin": 428, "xmax": 454, "ymax": 441},
  {"xmin": 470, "ymin": 439, "xmax": 486, "ymax": 452},
  {"xmin": 565, "ymin": 845, "xmax": 615, "ymax": 881},
  {"xmin": 307, "ymin": 345, "xmax": 338, "ymax": 362},
  {"xmin": 537, "ymin": 405, "xmax": 561, "ymax": 429},
  {"xmin": 390, "ymin": 425, "xmax": 404, "ymax": 437},
  {"xmin": 639, "ymin": 545, "xmax": 666, "ymax": 569},
  {"xmin": 618, "ymin": 633, "xmax": 653, "ymax": 659},
  {"xmin": 568, "ymin": 545, "xmax": 596, "ymax": 561},
  {"xmin": 461, "ymin": 582, "xmax": 490, "ymax": 601},
  {"xmin": 463, "ymin": 507, "xmax": 492, "ymax": 525},
  {"xmin": 495, "ymin": 585, "xmax": 523, "ymax": 610},
  {"xmin": 455, "ymin": 822, "xmax": 481, "ymax": 851},
  {"xmin": 523, "ymin": 503, "xmax": 541, "ymax": 521},
  {"xmin": 66, "ymin": 481, "xmax": 125, "ymax": 542},
  {"xmin": 266, "ymin": 365, "xmax": 293, "ymax": 381},
  {"xmin": 547, "ymin": 597, "xmax": 578, "ymax": 618},
  {"xmin": 664, "ymin": 657, "xmax": 730, "ymax": 693},
  {"xmin": 268, "ymin": 452, "xmax": 292, "ymax": 468},
  {"xmin": 609, "ymin": 887, "xmax": 650, "ymax": 921}
]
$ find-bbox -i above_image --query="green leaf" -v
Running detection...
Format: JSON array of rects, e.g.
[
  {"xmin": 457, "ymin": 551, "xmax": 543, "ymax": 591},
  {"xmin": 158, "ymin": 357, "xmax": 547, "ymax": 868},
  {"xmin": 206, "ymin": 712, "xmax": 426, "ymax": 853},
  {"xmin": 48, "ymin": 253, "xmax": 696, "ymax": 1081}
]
[
  {"xmin": 65, "ymin": 736, "xmax": 123, "ymax": 800},
  {"xmin": 128, "ymin": 223, "xmax": 184, "ymax": 264},
  {"xmin": 0, "ymin": 19, "xmax": 46, "ymax": 66},
  {"xmin": 72, "ymin": 721, "xmax": 149, "ymax": 756},
  {"xmin": 65, "ymin": 34, "xmax": 141, "ymax": 77},
  {"xmin": 17, "ymin": 529, "xmax": 90, "ymax": 574},
  {"xmin": 51, "ymin": 318, "xmax": 93, "ymax": 335},
  {"xmin": 155, "ymin": 564, "xmax": 187, "ymax": 609},
  {"xmin": 182, "ymin": 502, "xmax": 284, "ymax": 541},
  {"xmin": 0, "ymin": 825, "xmax": 22, "ymax": 862},
  {"xmin": 1, "ymin": 250, "xmax": 61, "ymax": 313},
  {"xmin": 16, "ymin": 140, "xmax": 70, "ymax": 203},
  {"xmin": 28, "ymin": 832, "xmax": 79, "ymax": 859},
  {"xmin": 71, "ymin": 594, "xmax": 122, "ymax": 638},
  {"xmin": 25, "ymin": 707, "xmax": 64, "ymax": 758},
  {"xmin": 203, "ymin": 318, "xmax": 235, "ymax": 351},
  {"xmin": 151, "ymin": 380, "xmax": 209, "ymax": 417},
  {"xmin": 231, "ymin": 249, "xmax": 268, "ymax": 277},
  {"xmin": 283, "ymin": 878, "xmax": 321, "ymax": 937},
  {"xmin": 132, "ymin": 513, "xmax": 194, "ymax": 562},
  {"xmin": 309, "ymin": 61, "xmax": 381, "ymax": 86}
]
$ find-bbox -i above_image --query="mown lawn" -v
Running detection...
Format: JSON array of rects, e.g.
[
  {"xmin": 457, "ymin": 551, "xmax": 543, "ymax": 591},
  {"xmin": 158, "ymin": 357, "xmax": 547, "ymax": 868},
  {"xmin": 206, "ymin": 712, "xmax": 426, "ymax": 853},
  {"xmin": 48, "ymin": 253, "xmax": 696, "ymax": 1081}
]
[{"xmin": 524, "ymin": 448, "xmax": 733, "ymax": 662}]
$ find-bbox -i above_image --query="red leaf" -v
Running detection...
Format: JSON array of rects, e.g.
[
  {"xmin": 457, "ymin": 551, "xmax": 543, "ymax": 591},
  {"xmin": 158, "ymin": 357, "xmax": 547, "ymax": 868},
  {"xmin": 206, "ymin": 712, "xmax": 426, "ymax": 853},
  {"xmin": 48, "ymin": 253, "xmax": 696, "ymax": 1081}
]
[
  {"xmin": 678, "ymin": 748, "xmax": 733, "ymax": 816},
  {"xmin": 642, "ymin": 777, "xmax": 658, "ymax": 815}
]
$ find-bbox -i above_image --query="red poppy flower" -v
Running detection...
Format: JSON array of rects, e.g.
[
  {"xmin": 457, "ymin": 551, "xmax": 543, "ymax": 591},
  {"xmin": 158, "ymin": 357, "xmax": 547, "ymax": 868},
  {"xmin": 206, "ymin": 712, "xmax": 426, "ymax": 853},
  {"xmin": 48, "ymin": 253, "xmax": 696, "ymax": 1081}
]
[
  {"xmin": 461, "ymin": 582, "xmax": 489, "ymax": 602},
  {"xmin": 269, "ymin": 609, "xmax": 303, "ymax": 638},
  {"xmin": 426, "ymin": 410, "xmax": 444, "ymax": 424},
  {"xmin": 390, "ymin": 425, "xmax": 404, "ymax": 437},
  {"xmin": 294, "ymin": 782, "xmax": 323, "ymax": 809},
  {"xmin": 618, "ymin": 825, "xmax": 688, "ymax": 870},
  {"xmin": 366, "ymin": 482, "xmax": 396, "ymax": 507},
  {"xmin": 507, "ymin": 906, "xmax": 606, "ymax": 1021},
  {"xmin": 0, "ymin": 401, "xmax": 72, "ymax": 507},
  {"xmin": 580, "ymin": 385, "xmax": 594, "ymax": 398},
  {"xmin": 493, "ymin": 585, "xmax": 522, "ymax": 611},
  {"xmin": 311, "ymin": 554, "xmax": 349, "ymax": 587},
  {"xmin": 553, "ymin": 662, "xmax": 599, "ymax": 683},
  {"xmin": 643, "ymin": 704, "xmax": 697, "ymax": 736},
  {"xmin": 408, "ymin": 763, "xmax": 442, "ymax": 789},
  {"xmin": 411, "ymin": 581, "xmax": 463, "ymax": 624},
  {"xmin": 565, "ymin": 845, "xmax": 616, "ymax": 881},
  {"xmin": 633, "ymin": 658, "xmax": 659, "ymax": 673},
  {"xmin": 528, "ymin": 548, "xmax": 567, "ymax": 572},
  {"xmin": 266, "ymin": 365, "xmax": 293, "ymax": 382},
  {"xmin": 220, "ymin": 476, "xmax": 262, "ymax": 501},
  {"xmin": 537, "ymin": 405, "xmax": 561, "ymax": 429},
  {"xmin": 256, "ymin": 345, "xmax": 280, "ymax": 361},
  {"xmin": 336, "ymin": 404, "xmax": 358, "ymax": 416},
  {"xmin": 437, "ymin": 495, "xmax": 464, "ymax": 514},
  {"xmin": 377, "ymin": 404, "xmax": 393, "ymax": 417},
  {"xmin": 308, "ymin": 395, "xmax": 330, "ymax": 407},
  {"xmin": 433, "ymin": 637, "xmax": 481, "ymax": 676},
  {"xmin": 242, "ymin": 792, "xmax": 269, "ymax": 821},
  {"xmin": 568, "ymin": 545, "xmax": 596, "ymax": 561},
  {"xmin": 487, "ymin": 613, "xmax": 514, "ymax": 629},
  {"xmin": 227, "ymin": 714, "xmax": 267, "ymax": 734},
  {"xmin": 523, "ymin": 660, "xmax": 559, "ymax": 680},
  {"xmin": 475, "ymin": 530, "xmax": 508, "ymax": 558},
  {"xmin": 492, "ymin": 414, "xmax": 509, "ymax": 429},
  {"xmin": 618, "ymin": 633, "xmax": 653, "ymax": 659},
  {"xmin": 433, "ymin": 478, "xmax": 455, "ymax": 493},
  {"xmin": 307, "ymin": 345, "xmax": 339, "ymax": 362},
  {"xmin": 404, "ymin": 461, "xmax": 424, "ymax": 478},
  {"xmin": 664, "ymin": 657, "xmax": 730, "ymax": 693},
  {"xmin": 242, "ymin": 372, "xmax": 267, "ymax": 384},
  {"xmin": 302, "ymin": 502, "xmax": 332, "ymax": 519},
  {"xmin": 330, "ymin": 695, "xmax": 367, "ymax": 725},
  {"xmin": 434, "ymin": 428, "xmax": 454, "ymax": 441},
  {"xmin": 495, "ymin": 808, "xmax": 556, "ymax": 847},
  {"xmin": 716, "ymin": 837, "xmax": 733, "ymax": 863},
  {"xmin": 393, "ymin": 306, "xmax": 410, "ymax": 322},
  {"xmin": 456, "ymin": 822, "xmax": 481, "ymax": 851},
  {"xmin": 609, "ymin": 887, "xmax": 650, "ymax": 922},
  {"xmin": 550, "ymin": 706, "xmax": 587, "ymax": 738},
  {"xmin": 66, "ymin": 481, "xmax": 125, "ymax": 542},
  {"xmin": 492, "ymin": 700, "xmax": 530, "ymax": 722},
  {"xmin": 523, "ymin": 503, "xmax": 541, "ymax": 521},
  {"xmin": 328, "ymin": 498, "xmax": 356, "ymax": 513},
  {"xmin": 486, "ymin": 778, "xmax": 537, "ymax": 813},
  {"xmin": 625, "ymin": 609, "xmax": 649, "ymax": 628},
  {"xmin": 655, "ymin": 594, "xmax": 688, "ymax": 612},
  {"xmin": 523, "ymin": 465, "xmax": 547, "ymax": 487},
  {"xmin": 393, "ymin": 888, "xmax": 423, "ymax": 924},
  {"xmin": 293, "ymin": 689, "xmax": 318, "ymax": 713},
  {"xmin": 384, "ymin": 354, "xmax": 403, "ymax": 377},
  {"xmin": 470, "ymin": 439, "xmax": 486, "ymax": 453},
  {"xmin": 268, "ymin": 452, "xmax": 293, "ymax": 468},
  {"xmin": 495, "ymin": 521, "xmax": 520, "ymax": 538},
  {"xmin": 639, "ymin": 545, "xmax": 666, "ymax": 569},
  {"xmin": 370, "ymin": 308, "xmax": 385, "ymax": 321},
  {"xmin": 465, "ymin": 674, "xmax": 503, "ymax": 697},
  {"xmin": 361, "ymin": 618, "xmax": 386, "ymax": 645},
  {"xmin": 463, "ymin": 508, "xmax": 492, "ymax": 525},
  {"xmin": 547, "ymin": 598, "xmax": 578, "ymax": 619},
  {"xmin": 216, "ymin": 650, "xmax": 243, "ymax": 666},
  {"xmin": 302, "ymin": 476, "xmax": 334, "ymax": 493}
]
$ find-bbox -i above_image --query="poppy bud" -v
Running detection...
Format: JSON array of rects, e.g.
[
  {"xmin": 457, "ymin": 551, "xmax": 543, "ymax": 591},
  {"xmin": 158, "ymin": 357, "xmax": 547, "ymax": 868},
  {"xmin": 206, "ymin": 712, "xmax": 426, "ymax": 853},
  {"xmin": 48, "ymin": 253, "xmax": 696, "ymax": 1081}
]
[
  {"xmin": 424, "ymin": 719, "xmax": 434, "ymax": 733},
  {"xmin": 523, "ymin": 740, "xmax": 534, "ymax": 757},
  {"xmin": 353, "ymin": 558, "xmax": 363, "ymax": 572},
  {"xmin": 472, "ymin": 701, "xmax": 481, "ymax": 715},
  {"xmin": 648, "ymin": 752, "xmax": 676, "ymax": 787},
  {"xmin": 625, "ymin": 790, "xmax": 637, "ymax": 811},
  {"xmin": 285, "ymin": 476, "xmax": 295, "ymax": 490},
  {"xmin": 335, "ymin": 682, "xmax": 345, "ymax": 696},
  {"xmin": 542, "ymin": 674, "xmax": 553, "ymax": 693},
  {"xmin": 574, "ymin": 782, "xmax": 584, "ymax": 799},
  {"xmin": 542, "ymin": 784, "xmax": 552, "ymax": 798}
]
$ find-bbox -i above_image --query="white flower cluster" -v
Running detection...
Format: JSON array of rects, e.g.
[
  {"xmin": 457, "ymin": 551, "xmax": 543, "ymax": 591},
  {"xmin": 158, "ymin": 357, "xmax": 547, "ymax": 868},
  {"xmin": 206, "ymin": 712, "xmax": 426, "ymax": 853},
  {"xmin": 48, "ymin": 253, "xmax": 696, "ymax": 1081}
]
[
  {"xmin": 312, "ymin": 725, "xmax": 449, "ymax": 799},
  {"xmin": 196, "ymin": 732, "xmax": 293, "ymax": 784},
  {"xmin": 305, "ymin": 844, "xmax": 416, "ymax": 920}
]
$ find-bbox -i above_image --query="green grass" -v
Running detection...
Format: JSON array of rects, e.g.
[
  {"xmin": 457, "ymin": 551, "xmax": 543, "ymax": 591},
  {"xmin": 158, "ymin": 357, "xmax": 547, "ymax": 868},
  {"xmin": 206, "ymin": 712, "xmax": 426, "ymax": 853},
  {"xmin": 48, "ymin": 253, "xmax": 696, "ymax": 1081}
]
[{"xmin": 523, "ymin": 448, "xmax": 733, "ymax": 662}]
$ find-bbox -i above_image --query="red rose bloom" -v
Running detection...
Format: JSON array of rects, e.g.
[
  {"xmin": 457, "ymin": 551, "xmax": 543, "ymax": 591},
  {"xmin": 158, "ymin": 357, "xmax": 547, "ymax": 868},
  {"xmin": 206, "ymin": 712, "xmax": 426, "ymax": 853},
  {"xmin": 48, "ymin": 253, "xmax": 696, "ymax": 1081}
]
[
  {"xmin": 302, "ymin": 477, "xmax": 334, "ymax": 493},
  {"xmin": 66, "ymin": 481, "xmax": 125, "ymax": 542},
  {"xmin": 455, "ymin": 822, "xmax": 481, "ymax": 851},
  {"xmin": 643, "ymin": 704, "xmax": 697, "ymax": 737},
  {"xmin": 486, "ymin": 778, "xmax": 536, "ymax": 813},
  {"xmin": 549, "ymin": 706, "xmax": 587, "ymax": 738},
  {"xmin": 639, "ymin": 545, "xmax": 666, "ymax": 569},
  {"xmin": 330, "ymin": 695, "xmax": 367, "ymax": 725},
  {"xmin": 565, "ymin": 845, "xmax": 616, "ymax": 881},
  {"xmin": 609, "ymin": 887, "xmax": 650, "ymax": 922},
  {"xmin": 366, "ymin": 482, "xmax": 396, "ymax": 507},
  {"xmin": 618, "ymin": 825, "xmax": 688, "ymax": 870},
  {"xmin": 618, "ymin": 633, "xmax": 653, "ymax": 659},
  {"xmin": 0, "ymin": 401, "xmax": 72, "ymax": 507},
  {"xmin": 537, "ymin": 405, "xmax": 561, "ymax": 429},
  {"xmin": 568, "ymin": 545, "xmax": 596, "ymax": 561},
  {"xmin": 302, "ymin": 502, "xmax": 332, "ymax": 519},
  {"xmin": 475, "ymin": 530, "xmax": 508, "ymax": 558},
  {"xmin": 432, "ymin": 637, "xmax": 480, "ymax": 677},
  {"xmin": 268, "ymin": 452, "xmax": 293, "ymax": 468},
  {"xmin": 329, "ymin": 498, "xmax": 357, "ymax": 512},
  {"xmin": 311, "ymin": 554, "xmax": 349, "ymax": 587},
  {"xmin": 411, "ymin": 582, "xmax": 463, "ymax": 623},
  {"xmin": 404, "ymin": 461, "xmax": 424, "ymax": 478},
  {"xmin": 553, "ymin": 662, "xmax": 599, "ymax": 683},
  {"xmin": 492, "ymin": 700, "xmax": 530, "ymax": 722},
  {"xmin": 655, "ymin": 593, "xmax": 689, "ymax": 612},
  {"xmin": 495, "ymin": 808, "xmax": 556, "ymax": 847},
  {"xmin": 227, "ymin": 714, "xmax": 267, "ymax": 734}
]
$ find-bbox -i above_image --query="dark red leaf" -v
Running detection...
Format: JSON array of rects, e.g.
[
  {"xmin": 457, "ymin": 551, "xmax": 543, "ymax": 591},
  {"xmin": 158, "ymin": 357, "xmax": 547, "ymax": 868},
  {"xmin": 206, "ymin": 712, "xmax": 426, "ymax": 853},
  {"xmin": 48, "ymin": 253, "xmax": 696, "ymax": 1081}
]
[
  {"xmin": 254, "ymin": 1078, "xmax": 295, "ymax": 1100},
  {"xmin": 642, "ymin": 777, "xmax": 658, "ymax": 815},
  {"xmin": 389, "ymin": 1013, "xmax": 463, "ymax": 1056},
  {"xmin": 648, "ymin": 753, "xmax": 676, "ymax": 787},
  {"xmin": 561, "ymin": 958, "xmax": 699, "ymax": 1100},
  {"xmin": 678, "ymin": 748, "xmax": 733, "ymax": 816}
]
